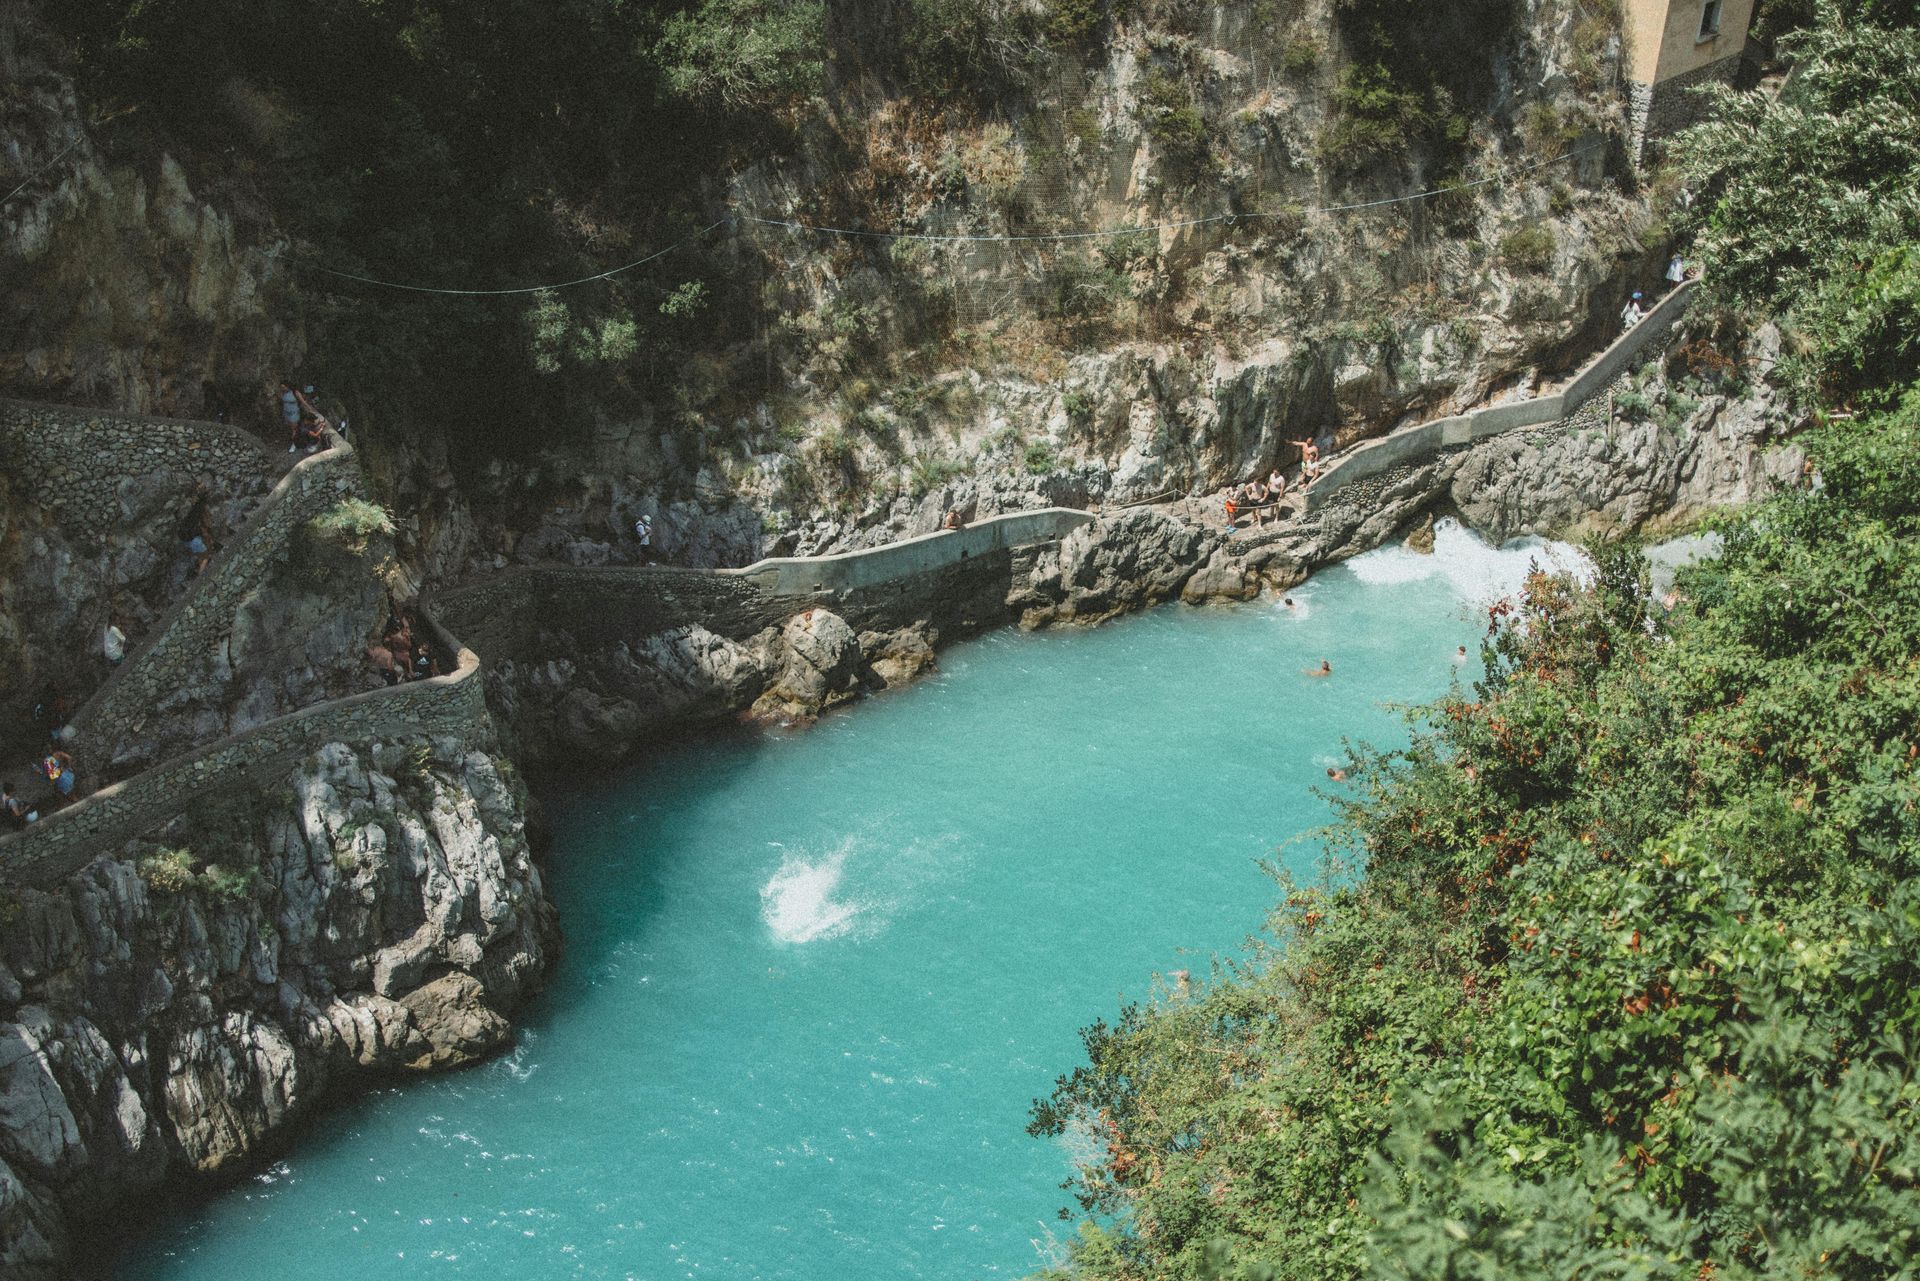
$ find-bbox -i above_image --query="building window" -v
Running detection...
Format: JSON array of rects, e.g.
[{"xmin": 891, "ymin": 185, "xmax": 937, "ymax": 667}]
[{"xmin": 1698, "ymin": 0, "xmax": 1723, "ymax": 39}]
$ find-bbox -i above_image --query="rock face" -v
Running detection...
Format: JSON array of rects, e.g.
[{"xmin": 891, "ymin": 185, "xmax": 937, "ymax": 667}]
[
  {"xmin": 0, "ymin": 9, "xmax": 298, "ymax": 415},
  {"xmin": 1016, "ymin": 509, "xmax": 1222, "ymax": 627},
  {"xmin": 0, "ymin": 734, "xmax": 555, "ymax": 1278}
]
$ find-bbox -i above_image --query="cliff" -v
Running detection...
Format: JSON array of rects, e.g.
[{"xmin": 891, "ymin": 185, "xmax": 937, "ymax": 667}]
[{"xmin": 0, "ymin": 733, "xmax": 554, "ymax": 1278}]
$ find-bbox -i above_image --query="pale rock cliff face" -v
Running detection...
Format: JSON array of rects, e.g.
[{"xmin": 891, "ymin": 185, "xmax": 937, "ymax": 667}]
[
  {"xmin": 0, "ymin": 734, "xmax": 555, "ymax": 1279},
  {"xmin": 0, "ymin": 10, "xmax": 299, "ymax": 418}
]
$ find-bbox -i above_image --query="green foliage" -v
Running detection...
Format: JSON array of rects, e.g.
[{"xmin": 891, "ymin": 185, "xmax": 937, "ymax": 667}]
[
  {"xmin": 1280, "ymin": 38, "xmax": 1323, "ymax": 74},
  {"xmin": 1320, "ymin": 63, "xmax": 1431, "ymax": 161},
  {"xmin": 1134, "ymin": 69, "xmax": 1211, "ymax": 179},
  {"xmin": 1614, "ymin": 387, "xmax": 1654, "ymax": 421},
  {"xmin": 1673, "ymin": 11, "xmax": 1920, "ymax": 405},
  {"xmin": 658, "ymin": 0, "xmax": 825, "ymax": 109},
  {"xmin": 908, "ymin": 455, "xmax": 971, "ymax": 496},
  {"xmin": 1031, "ymin": 375, "xmax": 1920, "ymax": 1275},
  {"xmin": 1042, "ymin": 255, "xmax": 1132, "ymax": 330},
  {"xmin": 660, "ymin": 280, "xmax": 711, "ymax": 320},
  {"xmin": 201, "ymin": 864, "xmax": 260, "ymax": 901},
  {"xmin": 137, "ymin": 848, "xmax": 198, "ymax": 895},
  {"xmin": 1097, "ymin": 228, "xmax": 1157, "ymax": 273},
  {"xmin": 310, "ymin": 498, "xmax": 396, "ymax": 552},
  {"xmin": 1498, "ymin": 224, "xmax": 1556, "ymax": 272},
  {"xmin": 1320, "ymin": 0, "xmax": 1516, "ymax": 165},
  {"xmin": 1024, "ymin": 441, "xmax": 1061, "ymax": 474}
]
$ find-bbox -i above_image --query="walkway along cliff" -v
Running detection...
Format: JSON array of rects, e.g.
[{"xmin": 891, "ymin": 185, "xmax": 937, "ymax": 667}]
[{"xmin": 0, "ymin": 274, "xmax": 1800, "ymax": 1278}]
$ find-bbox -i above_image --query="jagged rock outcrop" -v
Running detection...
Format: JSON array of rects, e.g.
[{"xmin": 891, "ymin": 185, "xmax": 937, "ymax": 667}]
[
  {"xmin": 1016, "ymin": 509, "xmax": 1222, "ymax": 627},
  {"xmin": 0, "ymin": 734, "xmax": 555, "ymax": 1279}
]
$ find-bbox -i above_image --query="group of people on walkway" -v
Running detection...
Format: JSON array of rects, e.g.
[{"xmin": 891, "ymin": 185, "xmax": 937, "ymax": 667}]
[
  {"xmin": 279, "ymin": 381, "xmax": 340, "ymax": 454},
  {"xmin": 1221, "ymin": 434, "xmax": 1332, "ymax": 531},
  {"xmin": 5, "ymin": 376, "xmax": 356, "ymax": 839},
  {"xmin": 1621, "ymin": 254, "xmax": 1695, "ymax": 330},
  {"xmin": 366, "ymin": 608, "xmax": 440, "ymax": 687}
]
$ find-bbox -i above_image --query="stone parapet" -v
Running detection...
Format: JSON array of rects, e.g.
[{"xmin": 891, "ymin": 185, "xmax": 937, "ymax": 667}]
[
  {"xmin": 0, "ymin": 635, "xmax": 486, "ymax": 886},
  {"xmin": 67, "ymin": 430, "xmax": 364, "ymax": 773},
  {"xmin": 0, "ymin": 398, "xmax": 279, "ymax": 548}
]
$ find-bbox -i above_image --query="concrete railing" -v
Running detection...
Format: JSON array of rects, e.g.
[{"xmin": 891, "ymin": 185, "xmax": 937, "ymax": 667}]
[
  {"xmin": 1306, "ymin": 279, "xmax": 1698, "ymax": 508},
  {"xmin": 723, "ymin": 507, "xmax": 1094, "ymax": 594}
]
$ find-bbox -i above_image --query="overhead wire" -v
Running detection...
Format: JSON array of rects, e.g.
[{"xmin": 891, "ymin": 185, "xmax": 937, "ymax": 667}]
[{"xmin": 301, "ymin": 142, "xmax": 1603, "ymax": 295}]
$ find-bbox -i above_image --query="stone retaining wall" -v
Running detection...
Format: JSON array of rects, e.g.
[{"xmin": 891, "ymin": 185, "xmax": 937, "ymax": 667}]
[
  {"xmin": 0, "ymin": 638, "xmax": 487, "ymax": 887},
  {"xmin": 68, "ymin": 431, "xmax": 365, "ymax": 769},
  {"xmin": 435, "ymin": 508, "xmax": 1096, "ymax": 658},
  {"xmin": 1307, "ymin": 280, "xmax": 1697, "ymax": 508},
  {"xmin": 0, "ymin": 398, "xmax": 280, "ymax": 547}
]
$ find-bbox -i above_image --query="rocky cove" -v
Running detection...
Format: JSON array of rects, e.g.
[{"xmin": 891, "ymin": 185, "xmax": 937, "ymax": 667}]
[
  {"xmin": 0, "ymin": 0, "xmax": 1825, "ymax": 1273},
  {"xmin": 0, "ymin": 275, "xmax": 1801, "ymax": 1275}
]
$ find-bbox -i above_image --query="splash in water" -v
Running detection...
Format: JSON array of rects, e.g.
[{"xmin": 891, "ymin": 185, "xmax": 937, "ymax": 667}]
[
  {"xmin": 761, "ymin": 842, "xmax": 865, "ymax": 944},
  {"xmin": 1345, "ymin": 517, "xmax": 1588, "ymax": 602}
]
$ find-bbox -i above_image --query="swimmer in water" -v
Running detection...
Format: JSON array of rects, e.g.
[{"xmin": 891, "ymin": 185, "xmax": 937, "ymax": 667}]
[
  {"xmin": 1304, "ymin": 659, "xmax": 1331, "ymax": 677},
  {"xmin": 1326, "ymin": 766, "xmax": 1347, "ymax": 782},
  {"xmin": 1283, "ymin": 597, "xmax": 1297, "ymax": 610},
  {"xmin": 1454, "ymin": 645, "xmax": 1468, "ymax": 663}
]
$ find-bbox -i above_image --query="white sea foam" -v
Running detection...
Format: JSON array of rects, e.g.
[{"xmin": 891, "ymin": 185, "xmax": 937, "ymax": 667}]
[
  {"xmin": 761, "ymin": 842, "xmax": 863, "ymax": 944},
  {"xmin": 1345, "ymin": 517, "xmax": 1589, "ymax": 602}
]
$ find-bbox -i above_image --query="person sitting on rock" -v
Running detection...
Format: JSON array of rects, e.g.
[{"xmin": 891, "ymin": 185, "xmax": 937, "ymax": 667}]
[
  {"xmin": 942, "ymin": 509, "xmax": 963, "ymax": 530},
  {"xmin": 367, "ymin": 641, "xmax": 402, "ymax": 687},
  {"xmin": 413, "ymin": 642, "xmax": 436, "ymax": 680}
]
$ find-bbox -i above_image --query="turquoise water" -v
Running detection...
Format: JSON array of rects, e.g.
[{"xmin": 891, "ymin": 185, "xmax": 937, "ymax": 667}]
[{"xmin": 117, "ymin": 523, "xmax": 1577, "ymax": 1281}]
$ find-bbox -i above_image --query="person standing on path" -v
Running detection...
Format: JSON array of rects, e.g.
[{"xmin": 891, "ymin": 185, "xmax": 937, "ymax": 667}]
[{"xmin": 279, "ymin": 381, "xmax": 302, "ymax": 451}]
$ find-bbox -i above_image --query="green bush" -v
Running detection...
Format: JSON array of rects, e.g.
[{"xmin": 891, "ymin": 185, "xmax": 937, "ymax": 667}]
[
  {"xmin": 1613, "ymin": 387, "xmax": 1654, "ymax": 421},
  {"xmin": 1135, "ymin": 69, "xmax": 1211, "ymax": 178},
  {"xmin": 137, "ymin": 848, "xmax": 198, "ymax": 894},
  {"xmin": 1280, "ymin": 38, "xmax": 1322, "ymax": 74},
  {"xmin": 1498, "ymin": 224, "xmax": 1556, "ymax": 272},
  {"xmin": 1097, "ymin": 228, "xmax": 1157, "ymax": 273},
  {"xmin": 908, "ymin": 456, "xmax": 971, "ymax": 496},
  {"xmin": 309, "ymin": 499, "xmax": 396, "ymax": 552},
  {"xmin": 201, "ymin": 864, "xmax": 259, "ymax": 901},
  {"xmin": 1032, "ymin": 390, "xmax": 1920, "ymax": 1280},
  {"xmin": 658, "ymin": 0, "xmax": 825, "ymax": 109},
  {"xmin": 1023, "ymin": 441, "xmax": 1060, "ymax": 474}
]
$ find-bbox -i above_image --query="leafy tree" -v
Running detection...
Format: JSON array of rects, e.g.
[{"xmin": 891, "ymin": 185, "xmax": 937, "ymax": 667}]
[{"xmin": 1673, "ymin": 8, "xmax": 1920, "ymax": 404}]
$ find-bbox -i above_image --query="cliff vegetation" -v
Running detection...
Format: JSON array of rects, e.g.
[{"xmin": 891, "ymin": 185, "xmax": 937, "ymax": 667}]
[{"xmin": 1027, "ymin": 10, "xmax": 1920, "ymax": 1277}]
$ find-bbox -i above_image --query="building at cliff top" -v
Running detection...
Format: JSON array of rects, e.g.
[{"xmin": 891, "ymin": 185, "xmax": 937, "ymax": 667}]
[{"xmin": 1625, "ymin": 0, "xmax": 1757, "ymax": 158}]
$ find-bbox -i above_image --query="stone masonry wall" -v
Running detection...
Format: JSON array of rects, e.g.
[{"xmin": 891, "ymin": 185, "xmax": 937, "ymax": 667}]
[
  {"xmin": 68, "ymin": 432, "xmax": 364, "ymax": 772},
  {"xmin": 0, "ymin": 641, "xmax": 488, "ymax": 886},
  {"xmin": 433, "ymin": 508, "xmax": 1096, "ymax": 662},
  {"xmin": 0, "ymin": 398, "xmax": 278, "ymax": 548}
]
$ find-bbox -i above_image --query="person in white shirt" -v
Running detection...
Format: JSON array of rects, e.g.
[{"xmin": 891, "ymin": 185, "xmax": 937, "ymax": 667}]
[
  {"xmin": 103, "ymin": 620, "xmax": 126, "ymax": 664},
  {"xmin": 1666, "ymin": 255, "xmax": 1687, "ymax": 288},
  {"xmin": 1621, "ymin": 292, "xmax": 1645, "ymax": 329}
]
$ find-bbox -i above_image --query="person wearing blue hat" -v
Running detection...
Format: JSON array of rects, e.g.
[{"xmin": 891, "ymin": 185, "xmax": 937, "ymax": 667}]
[{"xmin": 1621, "ymin": 291, "xmax": 1645, "ymax": 329}]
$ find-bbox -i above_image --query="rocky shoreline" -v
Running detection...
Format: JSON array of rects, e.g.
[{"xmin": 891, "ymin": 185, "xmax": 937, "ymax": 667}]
[{"xmin": 0, "ymin": 354, "xmax": 1798, "ymax": 1279}]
